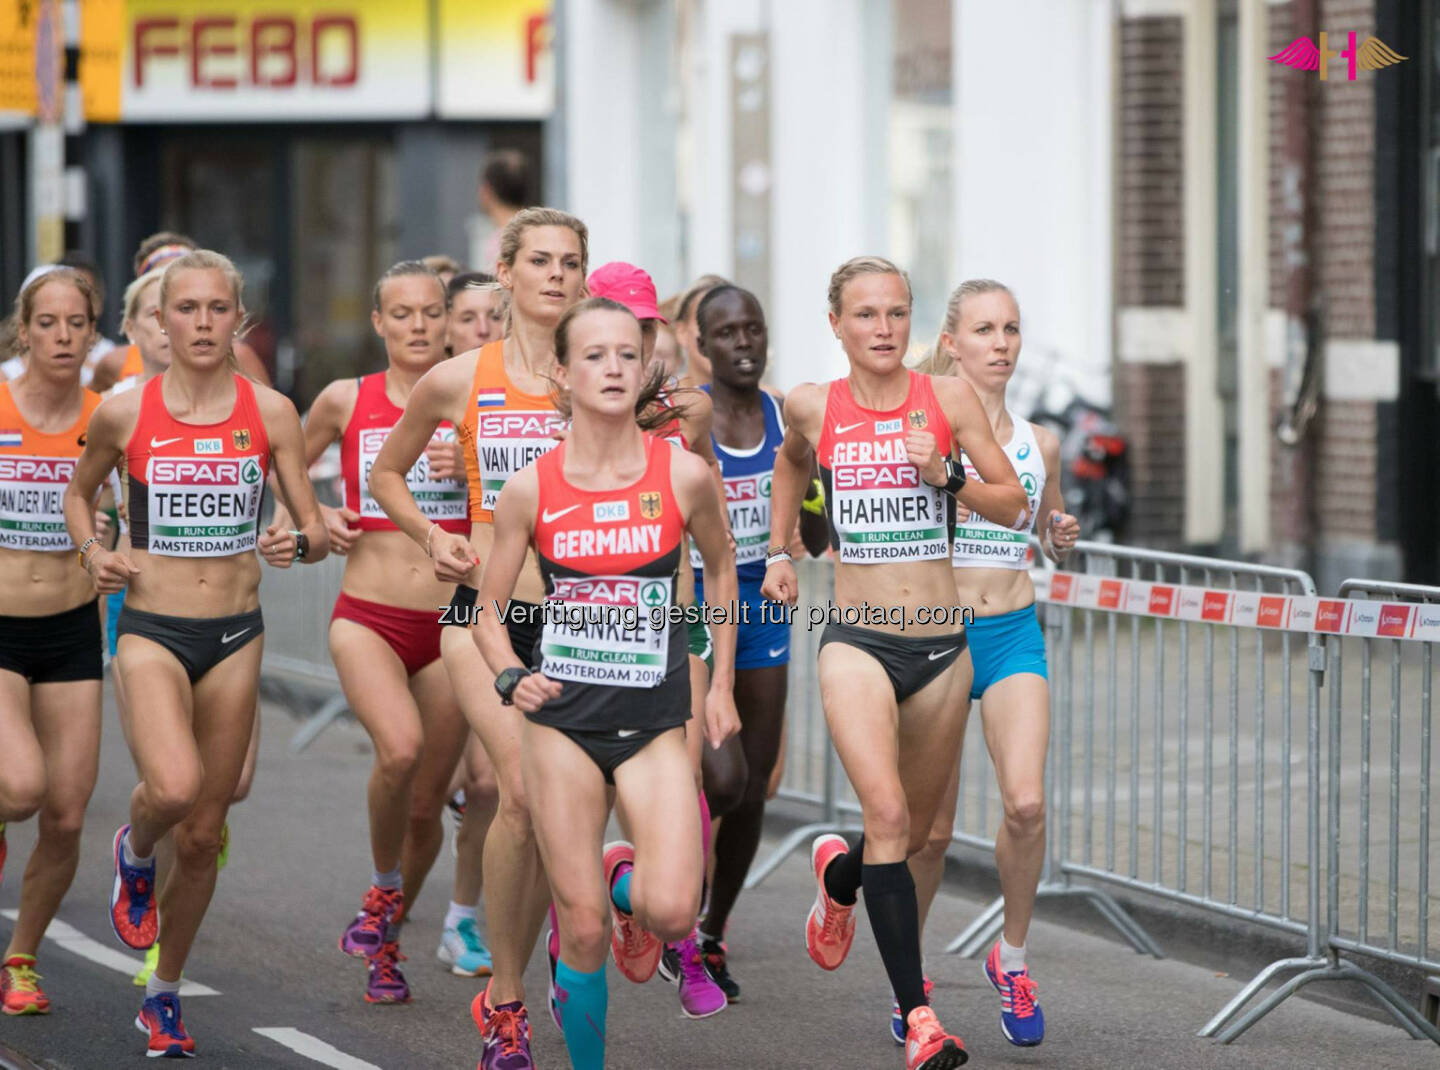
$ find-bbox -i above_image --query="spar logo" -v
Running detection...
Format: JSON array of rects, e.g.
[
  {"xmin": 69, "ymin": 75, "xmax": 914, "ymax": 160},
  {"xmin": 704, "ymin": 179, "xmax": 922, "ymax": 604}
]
[
  {"xmin": 1020, "ymin": 473, "xmax": 1038, "ymax": 497},
  {"xmin": 149, "ymin": 457, "xmax": 262, "ymax": 484},
  {"xmin": 833, "ymin": 465, "xmax": 920, "ymax": 490},
  {"xmin": 724, "ymin": 474, "xmax": 772, "ymax": 502},
  {"xmin": 1377, "ymin": 604, "xmax": 1412, "ymax": 638},
  {"xmin": 552, "ymin": 576, "xmax": 638, "ymax": 605},
  {"xmin": 639, "ymin": 581, "xmax": 667, "ymax": 609},
  {"xmin": 479, "ymin": 412, "xmax": 565, "ymax": 438},
  {"xmin": 0, "ymin": 457, "xmax": 75, "ymax": 481}
]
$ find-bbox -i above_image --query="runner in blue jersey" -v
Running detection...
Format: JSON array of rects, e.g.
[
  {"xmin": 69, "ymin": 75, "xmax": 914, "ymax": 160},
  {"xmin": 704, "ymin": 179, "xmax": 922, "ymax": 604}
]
[{"xmin": 690, "ymin": 286, "xmax": 828, "ymax": 999}]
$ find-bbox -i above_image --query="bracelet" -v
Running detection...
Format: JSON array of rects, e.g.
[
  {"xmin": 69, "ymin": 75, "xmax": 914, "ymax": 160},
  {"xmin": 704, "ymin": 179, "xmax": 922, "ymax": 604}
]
[
  {"xmin": 77, "ymin": 536, "xmax": 100, "ymax": 568},
  {"xmin": 425, "ymin": 522, "xmax": 440, "ymax": 558},
  {"xmin": 765, "ymin": 548, "xmax": 792, "ymax": 566}
]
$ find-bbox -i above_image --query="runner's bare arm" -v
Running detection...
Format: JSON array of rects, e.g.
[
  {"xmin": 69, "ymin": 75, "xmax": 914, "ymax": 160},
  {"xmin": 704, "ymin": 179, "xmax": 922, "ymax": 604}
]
[
  {"xmin": 473, "ymin": 468, "xmax": 561, "ymax": 712},
  {"xmin": 257, "ymin": 389, "xmax": 329, "ymax": 566},
  {"xmin": 89, "ymin": 347, "xmax": 126, "ymax": 393},
  {"xmin": 280, "ymin": 378, "xmax": 361, "ymax": 553},
  {"xmin": 677, "ymin": 448, "xmax": 741, "ymax": 746},
  {"xmin": 369, "ymin": 356, "xmax": 477, "ymax": 575},
  {"xmin": 235, "ymin": 340, "xmax": 271, "ymax": 387},
  {"xmin": 762, "ymin": 383, "xmax": 823, "ymax": 604},
  {"xmin": 933, "ymin": 376, "xmax": 1029, "ymax": 530},
  {"xmin": 1035, "ymin": 425, "xmax": 1078, "ymax": 561},
  {"xmin": 64, "ymin": 394, "xmax": 140, "ymax": 592}
]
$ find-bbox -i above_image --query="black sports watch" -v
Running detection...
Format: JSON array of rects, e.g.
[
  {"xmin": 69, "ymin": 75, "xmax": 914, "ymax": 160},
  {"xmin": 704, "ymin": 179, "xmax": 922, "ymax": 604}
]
[
  {"xmin": 494, "ymin": 666, "xmax": 531, "ymax": 706},
  {"xmin": 289, "ymin": 530, "xmax": 310, "ymax": 561},
  {"xmin": 936, "ymin": 456, "xmax": 966, "ymax": 496}
]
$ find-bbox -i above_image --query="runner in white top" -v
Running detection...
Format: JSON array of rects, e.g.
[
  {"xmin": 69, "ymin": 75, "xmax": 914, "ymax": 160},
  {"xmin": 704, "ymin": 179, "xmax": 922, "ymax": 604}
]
[{"xmin": 903, "ymin": 280, "xmax": 1078, "ymax": 1050}]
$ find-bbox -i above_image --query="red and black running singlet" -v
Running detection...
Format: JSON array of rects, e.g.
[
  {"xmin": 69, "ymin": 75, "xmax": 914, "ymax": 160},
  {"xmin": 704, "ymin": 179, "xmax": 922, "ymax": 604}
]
[
  {"xmin": 531, "ymin": 435, "xmax": 689, "ymax": 730},
  {"xmin": 815, "ymin": 371, "xmax": 955, "ymax": 564},
  {"xmin": 649, "ymin": 382, "xmax": 689, "ymax": 449},
  {"xmin": 339, "ymin": 372, "xmax": 468, "ymax": 534},
  {"xmin": 125, "ymin": 374, "xmax": 270, "ymax": 557}
]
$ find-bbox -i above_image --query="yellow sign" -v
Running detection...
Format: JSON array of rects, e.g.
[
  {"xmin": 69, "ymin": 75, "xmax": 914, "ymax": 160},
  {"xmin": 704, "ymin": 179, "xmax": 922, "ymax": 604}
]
[
  {"xmin": 0, "ymin": 0, "xmax": 37, "ymax": 117},
  {"xmin": 80, "ymin": 0, "xmax": 125, "ymax": 122},
  {"xmin": 437, "ymin": 0, "xmax": 553, "ymax": 119}
]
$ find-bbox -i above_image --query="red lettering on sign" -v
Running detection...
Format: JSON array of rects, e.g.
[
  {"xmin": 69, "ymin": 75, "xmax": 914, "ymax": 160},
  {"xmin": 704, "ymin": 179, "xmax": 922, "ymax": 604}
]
[
  {"xmin": 134, "ymin": 18, "xmax": 181, "ymax": 88},
  {"xmin": 1315, "ymin": 600, "xmax": 1346, "ymax": 633},
  {"xmin": 1148, "ymin": 585, "xmax": 1176, "ymax": 615},
  {"xmin": 526, "ymin": 14, "xmax": 549, "ymax": 83},
  {"xmin": 193, "ymin": 18, "xmax": 239, "ymax": 89},
  {"xmin": 312, "ymin": 16, "xmax": 358, "ymax": 87},
  {"xmin": 1377, "ymin": 604, "xmax": 1411, "ymax": 638},
  {"xmin": 252, "ymin": 18, "xmax": 297, "ymax": 87},
  {"xmin": 1097, "ymin": 579, "xmax": 1123, "ymax": 609}
]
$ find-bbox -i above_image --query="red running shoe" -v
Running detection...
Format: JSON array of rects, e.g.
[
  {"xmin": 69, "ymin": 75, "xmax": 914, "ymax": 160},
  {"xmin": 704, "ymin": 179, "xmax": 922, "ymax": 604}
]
[
  {"xmin": 805, "ymin": 834, "xmax": 856, "ymax": 970},
  {"xmin": 135, "ymin": 991, "xmax": 196, "ymax": 1058},
  {"xmin": 905, "ymin": 1006, "xmax": 968, "ymax": 1070},
  {"xmin": 109, "ymin": 825, "xmax": 159, "ymax": 950},
  {"xmin": 603, "ymin": 840, "xmax": 660, "ymax": 983}
]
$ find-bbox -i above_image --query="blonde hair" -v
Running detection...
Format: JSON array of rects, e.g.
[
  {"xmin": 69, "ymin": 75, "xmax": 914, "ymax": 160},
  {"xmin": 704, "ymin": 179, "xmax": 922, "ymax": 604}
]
[
  {"xmin": 157, "ymin": 250, "xmax": 248, "ymax": 371},
  {"xmin": 826, "ymin": 256, "xmax": 912, "ymax": 317},
  {"xmin": 422, "ymin": 254, "xmax": 463, "ymax": 277},
  {"xmin": 911, "ymin": 278, "xmax": 1017, "ymax": 375},
  {"xmin": 497, "ymin": 207, "xmax": 589, "ymax": 276},
  {"xmin": 14, "ymin": 267, "xmax": 99, "ymax": 330},
  {"xmin": 122, "ymin": 268, "xmax": 165, "ymax": 327}
]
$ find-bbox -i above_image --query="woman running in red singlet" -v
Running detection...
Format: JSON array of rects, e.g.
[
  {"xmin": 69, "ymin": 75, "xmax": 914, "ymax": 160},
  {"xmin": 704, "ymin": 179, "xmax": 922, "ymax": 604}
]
[
  {"xmin": 369, "ymin": 207, "xmax": 587, "ymax": 1070},
  {"xmin": 278, "ymin": 261, "xmax": 473, "ymax": 1004},
  {"xmin": 0, "ymin": 269, "xmax": 105, "ymax": 1018},
  {"xmin": 64, "ymin": 250, "xmax": 329, "ymax": 1059},
  {"xmin": 762, "ymin": 257, "xmax": 1028, "ymax": 1070},
  {"xmin": 475, "ymin": 296, "xmax": 739, "ymax": 1070}
]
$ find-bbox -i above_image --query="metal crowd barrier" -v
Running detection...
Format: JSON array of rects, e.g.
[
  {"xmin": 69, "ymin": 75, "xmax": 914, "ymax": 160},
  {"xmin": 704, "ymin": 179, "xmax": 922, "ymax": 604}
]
[
  {"xmin": 256, "ymin": 551, "xmax": 350, "ymax": 753},
  {"xmin": 745, "ymin": 542, "xmax": 1440, "ymax": 1047}
]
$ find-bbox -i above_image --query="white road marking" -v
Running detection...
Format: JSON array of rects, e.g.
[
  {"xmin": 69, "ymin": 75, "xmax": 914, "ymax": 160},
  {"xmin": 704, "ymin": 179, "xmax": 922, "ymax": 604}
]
[
  {"xmin": 0, "ymin": 911, "xmax": 218, "ymax": 996},
  {"xmin": 253, "ymin": 1029, "xmax": 383, "ymax": 1070}
]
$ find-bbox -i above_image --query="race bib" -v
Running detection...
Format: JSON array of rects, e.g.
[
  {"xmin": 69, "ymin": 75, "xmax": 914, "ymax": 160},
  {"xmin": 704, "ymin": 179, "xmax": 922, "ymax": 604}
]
[
  {"xmin": 358, "ymin": 425, "xmax": 467, "ymax": 522},
  {"xmin": 475, "ymin": 410, "xmax": 566, "ymax": 512},
  {"xmin": 691, "ymin": 471, "xmax": 771, "ymax": 569},
  {"xmin": 541, "ymin": 574, "xmax": 672, "ymax": 688},
  {"xmin": 0, "ymin": 455, "xmax": 75, "ymax": 551},
  {"xmin": 829, "ymin": 439, "xmax": 949, "ymax": 563},
  {"xmin": 145, "ymin": 456, "xmax": 264, "ymax": 556}
]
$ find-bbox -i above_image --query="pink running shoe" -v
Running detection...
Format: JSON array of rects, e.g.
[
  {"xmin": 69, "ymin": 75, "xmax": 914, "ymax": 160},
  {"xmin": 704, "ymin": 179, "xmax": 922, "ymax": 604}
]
[
  {"xmin": 339, "ymin": 885, "xmax": 403, "ymax": 958},
  {"xmin": 805, "ymin": 834, "xmax": 856, "ymax": 970},
  {"xmin": 602, "ymin": 840, "xmax": 660, "ymax": 983},
  {"xmin": 363, "ymin": 942, "xmax": 411, "ymax": 1004},
  {"xmin": 657, "ymin": 933, "xmax": 727, "ymax": 1019}
]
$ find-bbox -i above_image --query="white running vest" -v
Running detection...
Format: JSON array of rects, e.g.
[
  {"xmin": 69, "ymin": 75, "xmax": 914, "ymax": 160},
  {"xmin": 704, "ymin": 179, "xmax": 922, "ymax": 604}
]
[{"xmin": 951, "ymin": 412, "xmax": 1044, "ymax": 570}]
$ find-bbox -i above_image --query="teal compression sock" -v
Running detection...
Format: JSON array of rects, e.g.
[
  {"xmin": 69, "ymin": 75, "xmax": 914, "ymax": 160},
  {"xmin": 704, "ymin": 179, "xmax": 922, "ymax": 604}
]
[
  {"xmin": 610, "ymin": 867, "xmax": 633, "ymax": 915},
  {"xmin": 555, "ymin": 959, "xmax": 607, "ymax": 1070}
]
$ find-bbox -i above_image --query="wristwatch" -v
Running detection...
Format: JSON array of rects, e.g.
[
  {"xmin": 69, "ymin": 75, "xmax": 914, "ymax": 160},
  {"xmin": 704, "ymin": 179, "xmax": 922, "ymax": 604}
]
[
  {"xmin": 289, "ymin": 531, "xmax": 309, "ymax": 561},
  {"xmin": 494, "ymin": 666, "xmax": 531, "ymax": 706},
  {"xmin": 940, "ymin": 456, "xmax": 967, "ymax": 495}
]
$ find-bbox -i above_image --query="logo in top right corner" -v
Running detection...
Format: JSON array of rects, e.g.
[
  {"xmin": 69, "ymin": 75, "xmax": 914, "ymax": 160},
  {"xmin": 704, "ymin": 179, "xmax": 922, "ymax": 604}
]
[{"xmin": 1270, "ymin": 31, "xmax": 1406, "ymax": 81}]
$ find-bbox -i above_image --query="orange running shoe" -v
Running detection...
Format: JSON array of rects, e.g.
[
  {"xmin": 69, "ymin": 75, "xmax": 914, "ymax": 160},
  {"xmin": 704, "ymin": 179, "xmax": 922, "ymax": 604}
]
[
  {"xmin": 603, "ymin": 840, "xmax": 661, "ymax": 983},
  {"xmin": 904, "ymin": 1006, "xmax": 968, "ymax": 1070},
  {"xmin": 1, "ymin": 955, "xmax": 49, "ymax": 1015},
  {"xmin": 804, "ymin": 834, "xmax": 857, "ymax": 970}
]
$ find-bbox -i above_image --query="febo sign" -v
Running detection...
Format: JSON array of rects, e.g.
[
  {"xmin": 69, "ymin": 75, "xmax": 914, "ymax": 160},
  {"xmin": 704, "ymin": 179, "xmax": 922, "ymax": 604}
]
[{"xmin": 119, "ymin": 1, "xmax": 430, "ymax": 120}]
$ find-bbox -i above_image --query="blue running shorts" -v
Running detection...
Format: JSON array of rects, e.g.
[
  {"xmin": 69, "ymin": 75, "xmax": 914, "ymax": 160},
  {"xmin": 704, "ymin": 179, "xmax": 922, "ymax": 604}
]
[
  {"xmin": 696, "ymin": 576, "xmax": 790, "ymax": 671},
  {"xmin": 967, "ymin": 603, "xmax": 1048, "ymax": 700}
]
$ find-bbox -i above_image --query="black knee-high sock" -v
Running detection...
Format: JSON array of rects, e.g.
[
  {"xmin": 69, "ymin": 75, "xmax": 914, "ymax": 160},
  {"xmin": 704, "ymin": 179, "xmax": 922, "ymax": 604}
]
[
  {"xmin": 822, "ymin": 835, "xmax": 865, "ymax": 906},
  {"xmin": 862, "ymin": 861, "xmax": 927, "ymax": 1019}
]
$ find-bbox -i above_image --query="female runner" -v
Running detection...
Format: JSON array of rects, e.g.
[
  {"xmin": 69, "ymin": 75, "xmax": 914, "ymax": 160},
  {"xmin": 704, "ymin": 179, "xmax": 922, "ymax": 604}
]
[
  {"xmin": 279, "ymin": 261, "xmax": 471, "ymax": 1004},
  {"xmin": 900, "ymin": 280, "xmax": 1077, "ymax": 1049},
  {"xmin": 585, "ymin": 261, "xmax": 736, "ymax": 1019},
  {"xmin": 446, "ymin": 272, "xmax": 508, "ymax": 357},
  {"xmin": 474, "ymin": 296, "xmax": 738, "ymax": 1070},
  {"xmin": 0, "ymin": 269, "xmax": 104, "ymax": 1016},
  {"xmin": 64, "ymin": 250, "xmax": 328, "ymax": 1058},
  {"xmin": 369, "ymin": 207, "xmax": 587, "ymax": 1070},
  {"xmin": 690, "ymin": 284, "xmax": 828, "ymax": 1000},
  {"xmin": 762, "ymin": 256, "xmax": 1028, "ymax": 1070}
]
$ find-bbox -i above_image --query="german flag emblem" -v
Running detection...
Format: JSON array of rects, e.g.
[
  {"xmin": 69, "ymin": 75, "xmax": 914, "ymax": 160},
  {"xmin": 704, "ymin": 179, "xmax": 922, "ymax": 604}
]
[
  {"xmin": 907, "ymin": 409, "xmax": 928, "ymax": 429},
  {"xmin": 233, "ymin": 428, "xmax": 251, "ymax": 450},
  {"xmin": 639, "ymin": 492, "xmax": 663, "ymax": 519}
]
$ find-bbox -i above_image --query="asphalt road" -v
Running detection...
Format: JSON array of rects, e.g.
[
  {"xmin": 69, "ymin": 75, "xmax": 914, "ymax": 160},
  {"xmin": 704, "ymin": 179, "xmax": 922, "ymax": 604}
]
[{"xmin": 0, "ymin": 685, "xmax": 1432, "ymax": 1070}]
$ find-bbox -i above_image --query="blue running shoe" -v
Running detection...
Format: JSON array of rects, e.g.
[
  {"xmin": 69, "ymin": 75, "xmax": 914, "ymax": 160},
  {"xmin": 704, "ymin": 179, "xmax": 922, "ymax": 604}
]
[
  {"xmin": 984, "ymin": 941, "xmax": 1044, "ymax": 1046},
  {"xmin": 110, "ymin": 826, "xmax": 158, "ymax": 950},
  {"xmin": 889, "ymin": 975, "xmax": 934, "ymax": 1045},
  {"xmin": 437, "ymin": 917, "xmax": 493, "ymax": 977},
  {"xmin": 135, "ymin": 992, "xmax": 195, "ymax": 1058}
]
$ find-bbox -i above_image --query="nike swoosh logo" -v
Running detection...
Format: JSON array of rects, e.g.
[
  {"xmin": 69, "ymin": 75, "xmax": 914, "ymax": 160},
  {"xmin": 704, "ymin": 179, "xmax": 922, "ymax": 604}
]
[
  {"xmin": 767, "ymin": 647, "xmax": 786, "ymax": 658},
  {"xmin": 927, "ymin": 646, "xmax": 957, "ymax": 661},
  {"xmin": 541, "ymin": 505, "xmax": 581, "ymax": 523},
  {"xmin": 220, "ymin": 628, "xmax": 250, "ymax": 644},
  {"xmin": 616, "ymin": 729, "xmax": 639, "ymax": 738},
  {"xmin": 150, "ymin": 436, "xmax": 183, "ymax": 449},
  {"xmin": 834, "ymin": 422, "xmax": 865, "ymax": 435}
]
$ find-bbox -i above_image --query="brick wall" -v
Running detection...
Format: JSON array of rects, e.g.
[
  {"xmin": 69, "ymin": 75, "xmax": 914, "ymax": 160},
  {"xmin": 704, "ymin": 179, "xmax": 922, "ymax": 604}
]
[{"xmin": 1116, "ymin": 15, "xmax": 1186, "ymax": 548}]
